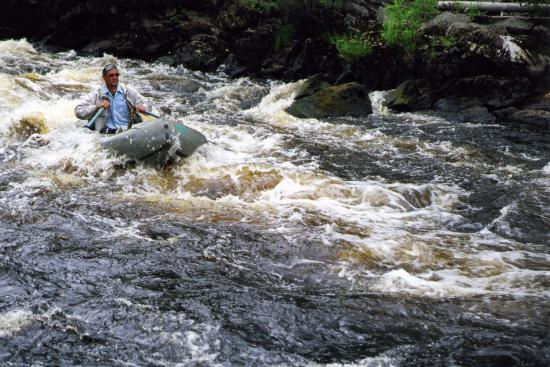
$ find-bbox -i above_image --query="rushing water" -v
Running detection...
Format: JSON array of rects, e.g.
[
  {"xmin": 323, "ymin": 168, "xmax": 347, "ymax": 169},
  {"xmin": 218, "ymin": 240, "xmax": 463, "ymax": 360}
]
[{"xmin": 0, "ymin": 39, "xmax": 549, "ymax": 366}]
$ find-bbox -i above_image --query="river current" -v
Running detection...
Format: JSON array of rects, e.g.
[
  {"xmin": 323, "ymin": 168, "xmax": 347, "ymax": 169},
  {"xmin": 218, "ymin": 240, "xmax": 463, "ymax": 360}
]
[{"xmin": 0, "ymin": 39, "xmax": 549, "ymax": 366}]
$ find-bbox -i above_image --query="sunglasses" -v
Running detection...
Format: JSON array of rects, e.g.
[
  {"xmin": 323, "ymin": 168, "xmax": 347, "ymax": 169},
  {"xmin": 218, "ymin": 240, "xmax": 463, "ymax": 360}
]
[{"xmin": 107, "ymin": 73, "xmax": 120, "ymax": 78}]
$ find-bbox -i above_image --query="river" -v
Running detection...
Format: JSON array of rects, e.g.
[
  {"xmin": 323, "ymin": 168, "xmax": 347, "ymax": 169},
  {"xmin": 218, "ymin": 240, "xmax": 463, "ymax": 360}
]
[{"xmin": 0, "ymin": 39, "xmax": 549, "ymax": 366}]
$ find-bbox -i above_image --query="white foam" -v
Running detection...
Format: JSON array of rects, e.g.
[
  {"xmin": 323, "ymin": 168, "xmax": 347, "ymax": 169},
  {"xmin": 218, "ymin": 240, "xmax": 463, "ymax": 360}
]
[
  {"xmin": 1, "ymin": 41, "xmax": 548, "ymax": 302},
  {"xmin": 0, "ymin": 310, "xmax": 35, "ymax": 337},
  {"xmin": 0, "ymin": 38, "xmax": 37, "ymax": 56},
  {"xmin": 500, "ymin": 35, "xmax": 528, "ymax": 63}
]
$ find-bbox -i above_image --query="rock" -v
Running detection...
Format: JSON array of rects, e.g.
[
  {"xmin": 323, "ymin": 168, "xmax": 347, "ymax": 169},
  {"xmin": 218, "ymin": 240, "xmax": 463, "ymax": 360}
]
[
  {"xmin": 344, "ymin": 1, "xmax": 372, "ymax": 19},
  {"xmin": 9, "ymin": 113, "xmax": 48, "ymax": 138},
  {"xmin": 82, "ymin": 40, "xmax": 116, "ymax": 55},
  {"xmin": 164, "ymin": 34, "xmax": 227, "ymax": 71},
  {"xmin": 385, "ymin": 79, "xmax": 436, "ymax": 112},
  {"xmin": 422, "ymin": 12, "xmax": 471, "ymax": 36},
  {"xmin": 493, "ymin": 107, "xmax": 519, "ymax": 119},
  {"xmin": 496, "ymin": 18, "xmax": 536, "ymax": 35},
  {"xmin": 219, "ymin": 53, "xmax": 250, "ymax": 78},
  {"xmin": 230, "ymin": 27, "xmax": 275, "ymax": 72},
  {"xmin": 523, "ymin": 93, "xmax": 550, "ymax": 112},
  {"xmin": 505, "ymin": 109, "xmax": 550, "ymax": 130},
  {"xmin": 286, "ymin": 82, "xmax": 373, "ymax": 118},
  {"xmin": 433, "ymin": 97, "xmax": 480, "ymax": 112},
  {"xmin": 294, "ymin": 74, "xmax": 332, "ymax": 100},
  {"xmin": 450, "ymin": 75, "xmax": 532, "ymax": 110},
  {"xmin": 460, "ymin": 106, "xmax": 496, "ymax": 124}
]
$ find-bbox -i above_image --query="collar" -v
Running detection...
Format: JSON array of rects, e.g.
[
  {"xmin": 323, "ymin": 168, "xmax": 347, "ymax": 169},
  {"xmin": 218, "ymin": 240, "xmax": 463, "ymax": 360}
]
[{"xmin": 101, "ymin": 83, "xmax": 126, "ymax": 96}]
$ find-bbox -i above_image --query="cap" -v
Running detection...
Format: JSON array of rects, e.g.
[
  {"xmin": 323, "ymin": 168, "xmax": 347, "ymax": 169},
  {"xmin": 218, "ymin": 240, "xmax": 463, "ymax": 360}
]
[{"xmin": 102, "ymin": 63, "xmax": 118, "ymax": 75}]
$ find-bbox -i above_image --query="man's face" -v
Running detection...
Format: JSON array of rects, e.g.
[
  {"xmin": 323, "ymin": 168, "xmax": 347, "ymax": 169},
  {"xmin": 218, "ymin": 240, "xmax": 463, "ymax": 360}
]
[{"xmin": 103, "ymin": 69, "xmax": 120, "ymax": 88}]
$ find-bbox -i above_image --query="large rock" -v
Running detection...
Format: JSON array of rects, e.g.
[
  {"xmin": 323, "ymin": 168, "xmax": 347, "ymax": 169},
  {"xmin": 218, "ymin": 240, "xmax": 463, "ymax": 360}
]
[
  {"xmin": 160, "ymin": 34, "xmax": 228, "ymax": 71},
  {"xmin": 422, "ymin": 12, "xmax": 472, "ymax": 35},
  {"xmin": 503, "ymin": 109, "xmax": 550, "ymax": 130},
  {"xmin": 385, "ymin": 79, "xmax": 436, "ymax": 112},
  {"xmin": 450, "ymin": 75, "xmax": 532, "ymax": 110},
  {"xmin": 8, "ymin": 113, "xmax": 48, "ymax": 139},
  {"xmin": 286, "ymin": 82, "xmax": 372, "ymax": 118}
]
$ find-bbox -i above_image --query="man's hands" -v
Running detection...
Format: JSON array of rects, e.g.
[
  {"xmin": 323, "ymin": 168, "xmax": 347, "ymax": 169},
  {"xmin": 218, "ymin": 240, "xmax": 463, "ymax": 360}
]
[
  {"xmin": 97, "ymin": 99, "xmax": 146, "ymax": 113},
  {"xmin": 98, "ymin": 99, "xmax": 110, "ymax": 109}
]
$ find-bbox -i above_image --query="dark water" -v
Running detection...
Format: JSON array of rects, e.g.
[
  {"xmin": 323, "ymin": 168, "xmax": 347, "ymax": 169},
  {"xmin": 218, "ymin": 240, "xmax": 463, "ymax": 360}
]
[{"xmin": 0, "ymin": 39, "xmax": 549, "ymax": 366}]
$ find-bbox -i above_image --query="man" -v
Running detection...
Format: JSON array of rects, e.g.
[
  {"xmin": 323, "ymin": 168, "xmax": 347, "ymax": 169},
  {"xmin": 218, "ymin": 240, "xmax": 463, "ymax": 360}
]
[{"xmin": 75, "ymin": 64, "xmax": 154, "ymax": 133}]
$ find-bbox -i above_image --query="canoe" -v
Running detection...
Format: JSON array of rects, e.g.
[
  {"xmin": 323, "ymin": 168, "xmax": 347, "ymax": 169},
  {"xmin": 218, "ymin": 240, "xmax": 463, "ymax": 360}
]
[{"xmin": 99, "ymin": 119, "xmax": 207, "ymax": 165}]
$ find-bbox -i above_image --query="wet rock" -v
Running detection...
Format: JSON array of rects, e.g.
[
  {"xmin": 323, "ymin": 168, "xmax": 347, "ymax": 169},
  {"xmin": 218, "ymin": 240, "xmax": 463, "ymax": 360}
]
[
  {"xmin": 230, "ymin": 27, "xmax": 275, "ymax": 72},
  {"xmin": 493, "ymin": 107, "xmax": 519, "ymax": 119},
  {"xmin": 161, "ymin": 34, "xmax": 228, "ymax": 71},
  {"xmin": 450, "ymin": 75, "xmax": 532, "ymax": 110},
  {"xmin": 8, "ymin": 113, "xmax": 49, "ymax": 138},
  {"xmin": 286, "ymin": 82, "xmax": 372, "ymax": 118},
  {"xmin": 501, "ymin": 109, "xmax": 550, "ymax": 130},
  {"xmin": 385, "ymin": 79, "xmax": 436, "ymax": 112},
  {"xmin": 523, "ymin": 93, "xmax": 550, "ymax": 112},
  {"xmin": 433, "ymin": 97, "xmax": 480, "ymax": 112},
  {"xmin": 460, "ymin": 107, "xmax": 496, "ymax": 124},
  {"xmin": 82, "ymin": 40, "xmax": 116, "ymax": 55},
  {"xmin": 294, "ymin": 74, "xmax": 332, "ymax": 100}
]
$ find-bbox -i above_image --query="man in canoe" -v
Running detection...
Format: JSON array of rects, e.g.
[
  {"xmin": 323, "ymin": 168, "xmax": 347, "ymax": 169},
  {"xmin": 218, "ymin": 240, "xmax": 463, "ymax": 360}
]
[{"xmin": 75, "ymin": 64, "xmax": 155, "ymax": 134}]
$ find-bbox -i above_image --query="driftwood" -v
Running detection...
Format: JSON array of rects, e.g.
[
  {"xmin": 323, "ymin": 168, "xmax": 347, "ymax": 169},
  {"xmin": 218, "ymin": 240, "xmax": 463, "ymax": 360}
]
[{"xmin": 438, "ymin": 1, "xmax": 550, "ymax": 12}]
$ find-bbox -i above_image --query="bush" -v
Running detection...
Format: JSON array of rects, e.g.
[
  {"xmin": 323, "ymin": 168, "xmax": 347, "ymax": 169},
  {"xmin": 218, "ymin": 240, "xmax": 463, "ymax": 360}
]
[
  {"xmin": 381, "ymin": 0, "xmax": 438, "ymax": 54},
  {"xmin": 330, "ymin": 34, "xmax": 373, "ymax": 60}
]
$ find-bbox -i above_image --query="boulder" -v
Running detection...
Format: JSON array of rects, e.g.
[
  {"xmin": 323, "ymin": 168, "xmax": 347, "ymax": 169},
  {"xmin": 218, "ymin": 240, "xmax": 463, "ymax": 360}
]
[
  {"xmin": 505, "ymin": 109, "xmax": 550, "ymax": 130},
  {"xmin": 385, "ymin": 79, "xmax": 436, "ymax": 112},
  {"xmin": 523, "ymin": 93, "xmax": 550, "ymax": 112},
  {"xmin": 9, "ymin": 113, "xmax": 48, "ymax": 139},
  {"xmin": 286, "ymin": 82, "xmax": 372, "ymax": 118},
  {"xmin": 422, "ymin": 12, "xmax": 471, "ymax": 36},
  {"xmin": 161, "ymin": 34, "xmax": 227, "ymax": 71},
  {"xmin": 459, "ymin": 106, "xmax": 496, "ymax": 124},
  {"xmin": 450, "ymin": 75, "xmax": 532, "ymax": 110},
  {"xmin": 294, "ymin": 74, "xmax": 332, "ymax": 100},
  {"xmin": 433, "ymin": 97, "xmax": 480, "ymax": 112}
]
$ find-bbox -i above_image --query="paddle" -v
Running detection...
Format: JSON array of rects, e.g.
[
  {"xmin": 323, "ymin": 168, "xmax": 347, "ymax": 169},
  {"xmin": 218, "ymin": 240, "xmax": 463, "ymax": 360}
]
[
  {"xmin": 84, "ymin": 107, "xmax": 104, "ymax": 130},
  {"xmin": 85, "ymin": 107, "xmax": 160, "ymax": 130}
]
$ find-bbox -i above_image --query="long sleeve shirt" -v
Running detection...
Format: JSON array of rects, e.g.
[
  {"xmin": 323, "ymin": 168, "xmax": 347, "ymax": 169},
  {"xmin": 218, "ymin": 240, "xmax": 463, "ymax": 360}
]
[{"xmin": 75, "ymin": 83, "xmax": 153, "ymax": 132}]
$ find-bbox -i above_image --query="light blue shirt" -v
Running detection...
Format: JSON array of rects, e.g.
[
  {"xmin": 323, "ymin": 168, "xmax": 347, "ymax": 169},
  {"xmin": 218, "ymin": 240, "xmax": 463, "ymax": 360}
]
[{"xmin": 101, "ymin": 84, "xmax": 129, "ymax": 129}]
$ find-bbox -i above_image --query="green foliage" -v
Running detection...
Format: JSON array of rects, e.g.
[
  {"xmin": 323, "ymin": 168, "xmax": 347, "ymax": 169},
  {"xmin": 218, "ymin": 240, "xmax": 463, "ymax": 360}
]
[
  {"xmin": 274, "ymin": 23, "xmax": 294, "ymax": 52},
  {"xmin": 330, "ymin": 34, "xmax": 373, "ymax": 60},
  {"xmin": 453, "ymin": 2, "xmax": 482, "ymax": 19},
  {"xmin": 381, "ymin": 0, "xmax": 438, "ymax": 54},
  {"xmin": 438, "ymin": 35, "xmax": 456, "ymax": 48}
]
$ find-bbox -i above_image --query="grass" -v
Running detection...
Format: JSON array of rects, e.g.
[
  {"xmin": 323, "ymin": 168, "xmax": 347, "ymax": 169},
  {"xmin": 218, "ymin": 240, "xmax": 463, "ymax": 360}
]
[
  {"xmin": 381, "ymin": 0, "xmax": 439, "ymax": 54},
  {"xmin": 330, "ymin": 34, "xmax": 373, "ymax": 60}
]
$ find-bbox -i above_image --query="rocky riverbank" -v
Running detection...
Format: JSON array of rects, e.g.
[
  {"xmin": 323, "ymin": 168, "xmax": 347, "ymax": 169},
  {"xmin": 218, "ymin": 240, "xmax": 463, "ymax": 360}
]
[{"xmin": 1, "ymin": 0, "xmax": 549, "ymax": 129}]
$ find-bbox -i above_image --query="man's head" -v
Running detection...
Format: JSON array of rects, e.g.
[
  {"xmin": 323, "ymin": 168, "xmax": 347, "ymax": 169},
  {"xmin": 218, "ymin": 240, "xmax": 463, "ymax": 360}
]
[{"xmin": 102, "ymin": 64, "xmax": 119, "ymax": 89}]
